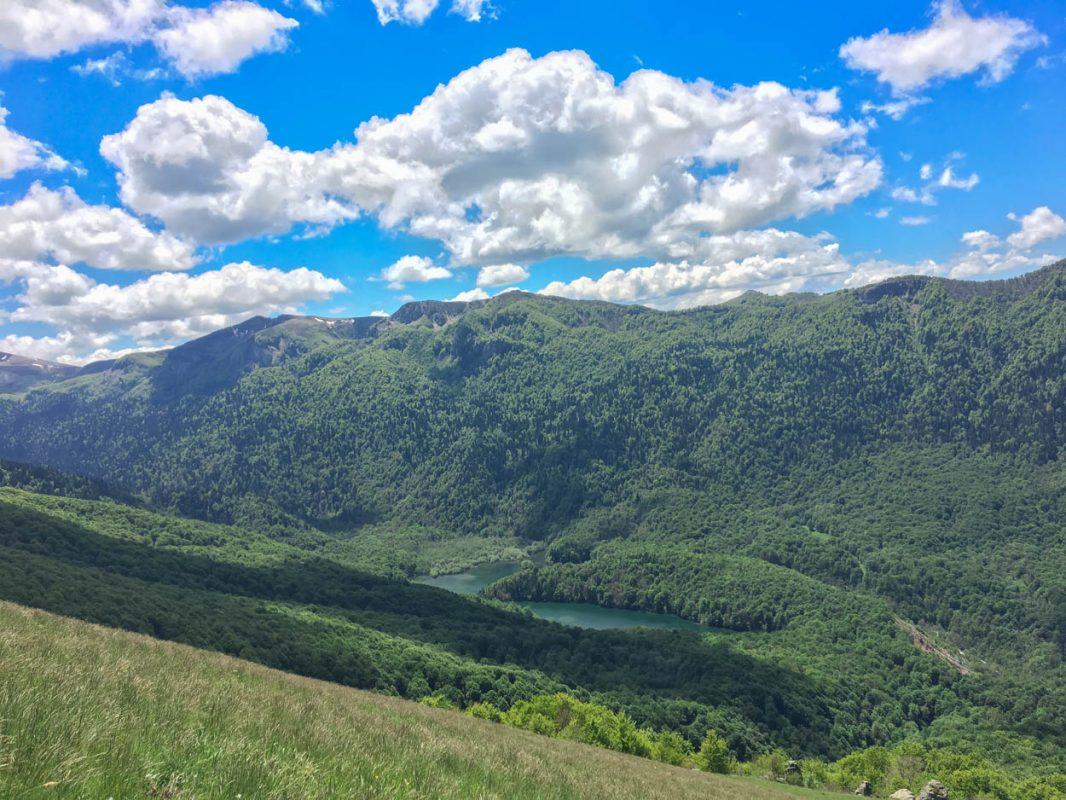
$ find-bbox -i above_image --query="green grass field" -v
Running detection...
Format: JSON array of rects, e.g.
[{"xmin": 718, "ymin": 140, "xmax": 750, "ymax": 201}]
[{"xmin": 0, "ymin": 601, "xmax": 851, "ymax": 800}]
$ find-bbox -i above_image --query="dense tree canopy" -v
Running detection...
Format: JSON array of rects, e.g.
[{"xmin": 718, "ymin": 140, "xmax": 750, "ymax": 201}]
[{"xmin": 0, "ymin": 264, "xmax": 1062, "ymax": 777}]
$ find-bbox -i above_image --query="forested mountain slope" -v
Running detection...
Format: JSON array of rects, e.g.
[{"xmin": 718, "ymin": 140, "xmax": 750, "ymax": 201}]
[
  {"xmin": 0, "ymin": 263, "xmax": 1063, "ymax": 772},
  {"xmin": 0, "ymin": 481, "xmax": 1061, "ymax": 783},
  {"xmin": 2, "ymin": 264, "xmax": 1060, "ymax": 531}
]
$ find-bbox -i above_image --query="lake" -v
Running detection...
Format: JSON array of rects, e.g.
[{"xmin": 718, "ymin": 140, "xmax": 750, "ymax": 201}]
[{"xmin": 413, "ymin": 561, "xmax": 708, "ymax": 632}]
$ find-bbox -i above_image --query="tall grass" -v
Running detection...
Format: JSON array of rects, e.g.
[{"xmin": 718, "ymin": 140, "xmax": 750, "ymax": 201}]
[{"xmin": 0, "ymin": 602, "xmax": 847, "ymax": 799}]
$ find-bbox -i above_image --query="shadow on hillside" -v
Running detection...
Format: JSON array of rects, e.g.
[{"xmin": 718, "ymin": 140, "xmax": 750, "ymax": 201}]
[{"xmin": 0, "ymin": 502, "xmax": 834, "ymax": 752}]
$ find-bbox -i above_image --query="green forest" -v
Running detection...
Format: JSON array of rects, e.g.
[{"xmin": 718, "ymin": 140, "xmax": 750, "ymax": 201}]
[{"xmin": 0, "ymin": 264, "xmax": 1063, "ymax": 794}]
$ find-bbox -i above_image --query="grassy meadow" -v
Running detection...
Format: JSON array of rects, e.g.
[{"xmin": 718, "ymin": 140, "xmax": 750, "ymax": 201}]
[{"xmin": 0, "ymin": 601, "xmax": 851, "ymax": 800}]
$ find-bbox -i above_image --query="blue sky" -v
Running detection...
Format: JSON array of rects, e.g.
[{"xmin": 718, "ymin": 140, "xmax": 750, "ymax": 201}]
[{"xmin": 0, "ymin": 0, "xmax": 1063, "ymax": 362}]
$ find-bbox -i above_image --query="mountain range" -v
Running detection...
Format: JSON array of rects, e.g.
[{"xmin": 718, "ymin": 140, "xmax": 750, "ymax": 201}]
[{"xmin": 0, "ymin": 263, "xmax": 1062, "ymax": 792}]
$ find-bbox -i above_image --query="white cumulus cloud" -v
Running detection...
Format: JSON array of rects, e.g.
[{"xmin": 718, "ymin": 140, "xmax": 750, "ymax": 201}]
[
  {"xmin": 840, "ymin": 0, "xmax": 1045, "ymax": 93},
  {"xmin": 100, "ymin": 49, "xmax": 881, "ymax": 264},
  {"xmin": 539, "ymin": 205, "xmax": 1063, "ymax": 310},
  {"xmin": 0, "ymin": 0, "xmax": 163, "ymax": 60},
  {"xmin": 540, "ymin": 228, "xmax": 852, "ymax": 308},
  {"xmin": 451, "ymin": 0, "xmax": 490, "ymax": 22},
  {"xmin": 450, "ymin": 287, "xmax": 490, "ymax": 302},
  {"xmin": 960, "ymin": 229, "xmax": 999, "ymax": 250},
  {"xmin": 1007, "ymin": 206, "xmax": 1066, "ymax": 250},
  {"xmin": 4, "ymin": 260, "xmax": 345, "ymax": 363},
  {"xmin": 476, "ymin": 263, "xmax": 528, "ymax": 287},
  {"xmin": 380, "ymin": 255, "xmax": 452, "ymax": 289},
  {"xmin": 0, "ymin": 105, "xmax": 69, "ymax": 179},
  {"xmin": 370, "ymin": 0, "xmax": 488, "ymax": 25},
  {"xmin": 154, "ymin": 1, "xmax": 298, "ymax": 78},
  {"xmin": 101, "ymin": 93, "xmax": 356, "ymax": 243},
  {"xmin": 0, "ymin": 0, "xmax": 298, "ymax": 79},
  {"xmin": 846, "ymin": 205, "xmax": 1062, "ymax": 285},
  {"xmin": 0, "ymin": 183, "xmax": 198, "ymax": 271},
  {"xmin": 10, "ymin": 262, "xmax": 344, "ymax": 330},
  {"xmin": 371, "ymin": 0, "xmax": 439, "ymax": 25},
  {"xmin": 0, "ymin": 330, "xmax": 136, "ymax": 365}
]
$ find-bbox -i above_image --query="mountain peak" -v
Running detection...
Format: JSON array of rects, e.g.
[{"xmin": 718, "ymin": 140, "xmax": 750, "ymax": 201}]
[{"xmin": 0, "ymin": 351, "xmax": 80, "ymax": 393}]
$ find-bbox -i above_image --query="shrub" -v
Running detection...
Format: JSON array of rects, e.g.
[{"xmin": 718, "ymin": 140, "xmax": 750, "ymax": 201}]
[
  {"xmin": 649, "ymin": 730, "xmax": 694, "ymax": 766},
  {"xmin": 420, "ymin": 694, "xmax": 456, "ymax": 710},
  {"xmin": 466, "ymin": 702, "xmax": 502, "ymax": 722},
  {"xmin": 696, "ymin": 729, "xmax": 735, "ymax": 774}
]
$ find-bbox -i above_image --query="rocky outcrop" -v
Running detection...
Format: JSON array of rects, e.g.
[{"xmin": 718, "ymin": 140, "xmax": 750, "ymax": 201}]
[
  {"xmin": 854, "ymin": 781, "xmax": 872, "ymax": 796},
  {"xmin": 890, "ymin": 790, "xmax": 916, "ymax": 800},
  {"xmin": 894, "ymin": 618, "xmax": 972, "ymax": 674},
  {"xmin": 918, "ymin": 780, "xmax": 948, "ymax": 800}
]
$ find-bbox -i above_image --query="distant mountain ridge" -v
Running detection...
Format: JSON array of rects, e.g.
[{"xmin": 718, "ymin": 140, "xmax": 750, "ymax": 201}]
[
  {"xmin": 0, "ymin": 262, "xmax": 1061, "ymax": 499},
  {"xmin": 0, "ymin": 351, "xmax": 79, "ymax": 393},
  {"xmin": 4, "ymin": 265, "xmax": 1060, "ymax": 397}
]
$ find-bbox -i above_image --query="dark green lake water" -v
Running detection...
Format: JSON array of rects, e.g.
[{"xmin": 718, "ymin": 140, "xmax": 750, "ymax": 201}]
[{"xmin": 413, "ymin": 561, "xmax": 708, "ymax": 632}]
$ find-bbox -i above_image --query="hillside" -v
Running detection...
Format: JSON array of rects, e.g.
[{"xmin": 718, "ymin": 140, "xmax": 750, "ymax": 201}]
[
  {"xmin": 0, "ymin": 483, "xmax": 891, "ymax": 760},
  {"xmin": 0, "ymin": 601, "xmax": 850, "ymax": 800},
  {"xmin": 0, "ymin": 351, "xmax": 79, "ymax": 393},
  {"xmin": 0, "ymin": 264, "xmax": 1062, "ymax": 774}
]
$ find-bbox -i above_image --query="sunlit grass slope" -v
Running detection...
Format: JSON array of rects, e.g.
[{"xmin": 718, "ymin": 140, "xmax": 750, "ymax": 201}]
[{"xmin": 0, "ymin": 602, "xmax": 848, "ymax": 800}]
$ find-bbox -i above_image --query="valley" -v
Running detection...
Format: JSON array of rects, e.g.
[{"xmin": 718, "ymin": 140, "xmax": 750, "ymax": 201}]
[
  {"xmin": 1, "ymin": 2, "xmax": 1063, "ymax": 795},
  {"xmin": 0, "ymin": 266, "xmax": 1063, "ymax": 797},
  {"xmin": 0, "ymin": 601, "xmax": 853, "ymax": 800}
]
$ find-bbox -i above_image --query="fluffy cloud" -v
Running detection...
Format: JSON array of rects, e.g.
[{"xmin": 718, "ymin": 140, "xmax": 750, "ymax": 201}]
[
  {"xmin": 901, "ymin": 216, "xmax": 931, "ymax": 226},
  {"xmin": 101, "ymin": 94, "xmax": 355, "ymax": 243},
  {"xmin": 154, "ymin": 1, "xmax": 298, "ymax": 78},
  {"xmin": 0, "ymin": 105, "xmax": 68, "ymax": 179},
  {"xmin": 0, "ymin": 330, "xmax": 135, "ymax": 365},
  {"xmin": 3, "ymin": 260, "xmax": 345, "ymax": 363},
  {"xmin": 348, "ymin": 53, "xmax": 879, "ymax": 264},
  {"xmin": 11, "ymin": 260, "xmax": 344, "ymax": 329},
  {"xmin": 476, "ymin": 263, "xmax": 528, "ymax": 287},
  {"xmin": 370, "ymin": 0, "xmax": 488, "ymax": 25},
  {"xmin": 845, "ymin": 251, "xmax": 1046, "ymax": 286},
  {"xmin": 102, "ymin": 49, "xmax": 881, "ymax": 263},
  {"xmin": 1006, "ymin": 207, "xmax": 1066, "ymax": 250},
  {"xmin": 0, "ymin": 0, "xmax": 297, "ymax": 79},
  {"xmin": 846, "ymin": 205, "xmax": 1062, "ymax": 285},
  {"xmin": 450, "ymin": 0, "xmax": 490, "ymax": 22},
  {"xmin": 540, "ymin": 205, "xmax": 1063, "ymax": 309},
  {"xmin": 0, "ymin": 0, "xmax": 162, "ymax": 60},
  {"xmin": 540, "ymin": 228, "xmax": 851, "ymax": 308},
  {"xmin": 380, "ymin": 255, "xmax": 452, "ymax": 289},
  {"xmin": 960, "ymin": 229, "xmax": 999, "ymax": 250},
  {"xmin": 840, "ymin": 0, "xmax": 1045, "ymax": 93},
  {"xmin": 371, "ymin": 0, "xmax": 438, "ymax": 25},
  {"xmin": 0, "ymin": 183, "xmax": 197, "ymax": 271},
  {"xmin": 3, "ymin": 262, "xmax": 95, "ymax": 307},
  {"xmin": 450, "ymin": 287, "xmax": 489, "ymax": 302}
]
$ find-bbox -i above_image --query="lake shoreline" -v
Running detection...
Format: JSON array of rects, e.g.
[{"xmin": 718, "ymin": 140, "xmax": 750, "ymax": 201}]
[{"xmin": 413, "ymin": 561, "xmax": 711, "ymax": 633}]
